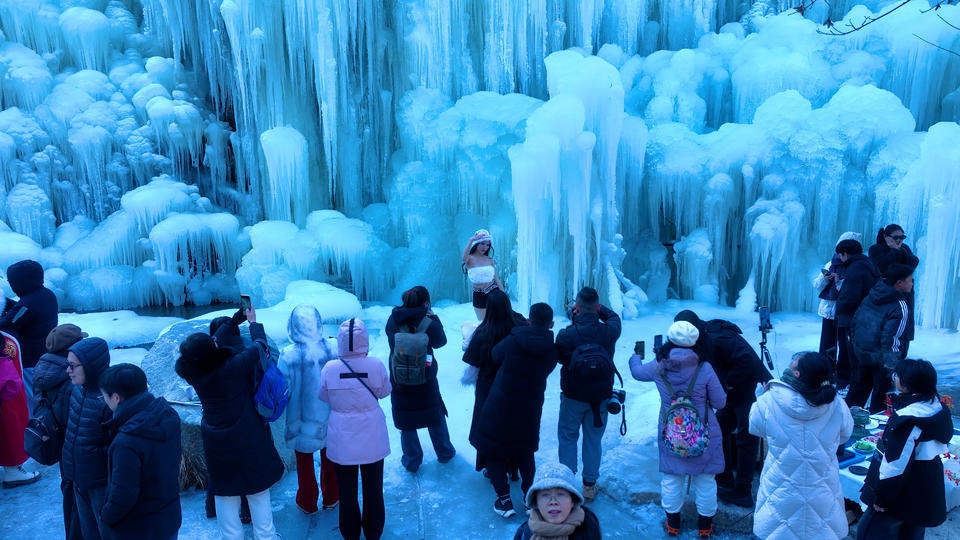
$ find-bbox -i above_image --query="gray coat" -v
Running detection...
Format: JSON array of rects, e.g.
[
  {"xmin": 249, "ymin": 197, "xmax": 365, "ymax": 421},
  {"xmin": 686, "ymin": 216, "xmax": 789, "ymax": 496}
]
[
  {"xmin": 630, "ymin": 348, "xmax": 727, "ymax": 475},
  {"xmin": 278, "ymin": 305, "xmax": 334, "ymax": 453}
]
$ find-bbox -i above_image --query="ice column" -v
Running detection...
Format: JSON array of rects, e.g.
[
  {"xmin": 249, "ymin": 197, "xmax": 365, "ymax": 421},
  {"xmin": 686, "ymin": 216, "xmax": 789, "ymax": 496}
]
[
  {"xmin": 260, "ymin": 126, "xmax": 310, "ymax": 225},
  {"xmin": 58, "ymin": 7, "xmax": 113, "ymax": 72}
]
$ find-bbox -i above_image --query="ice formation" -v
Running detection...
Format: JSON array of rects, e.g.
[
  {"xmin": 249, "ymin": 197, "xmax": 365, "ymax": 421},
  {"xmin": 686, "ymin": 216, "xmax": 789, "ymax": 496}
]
[{"xmin": 0, "ymin": 1, "xmax": 957, "ymax": 332}]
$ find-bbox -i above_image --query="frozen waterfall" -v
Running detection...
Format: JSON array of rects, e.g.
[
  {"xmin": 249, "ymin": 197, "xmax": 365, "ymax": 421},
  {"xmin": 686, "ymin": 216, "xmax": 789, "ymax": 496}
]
[{"xmin": 0, "ymin": 0, "xmax": 958, "ymax": 332}]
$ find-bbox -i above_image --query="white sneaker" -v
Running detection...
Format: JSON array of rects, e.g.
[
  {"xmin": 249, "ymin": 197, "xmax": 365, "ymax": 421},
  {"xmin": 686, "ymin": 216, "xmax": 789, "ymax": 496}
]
[{"xmin": 2, "ymin": 465, "xmax": 41, "ymax": 488}]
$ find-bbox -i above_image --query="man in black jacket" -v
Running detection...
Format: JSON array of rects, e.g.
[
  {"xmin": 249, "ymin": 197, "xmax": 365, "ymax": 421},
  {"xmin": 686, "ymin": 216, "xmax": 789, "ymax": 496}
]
[
  {"xmin": 62, "ymin": 337, "xmax": 112, "ymax": 540},
  {"xmin": 834, "ymin": 239, "xmax": 880, "ymax": 389},
  {"xmin": 556, "ymin": 287, "xmax": 621, "ymax": 502},
  {"xmin": 858, "ymin": 359, "xmax": 952, "ymax": 539},
  {"xmin": 0, "ymin": 259, "xmax": 58, "ymax": 410},
  {"xmin": 674, "ymin": 310, "xmax": 772, "ymax": 508},
  {"xmin": 473, "ymin": 303, "xmax": 558, "ymax": 516},
  {"xmin": 33, "ymin": 324, "xmax": 87, "ymax": 540},
  {"xmin": 99, "ymin": 364, "xmax": 182, "ymax": 540},
  {"xmin": 847, "ymin": 264, "xmax": 914, "ymax": 413}
]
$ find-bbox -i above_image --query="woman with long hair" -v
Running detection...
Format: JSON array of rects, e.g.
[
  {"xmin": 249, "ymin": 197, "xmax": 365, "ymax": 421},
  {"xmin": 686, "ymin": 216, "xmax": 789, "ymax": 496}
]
[
  {"xmin": 750, "ymin": 352, "xmax": 853, "ymax": 540},
  {"xmin": 868, "ymin": 224, "xmax": 919, "ymax": 355},
  {"xmin": 462, "ymin": 289, "xmax": 525, "ymax": 473},
  {"xmin": 462, "ymin": 229, "xmax": 504, "ymax": 321}
]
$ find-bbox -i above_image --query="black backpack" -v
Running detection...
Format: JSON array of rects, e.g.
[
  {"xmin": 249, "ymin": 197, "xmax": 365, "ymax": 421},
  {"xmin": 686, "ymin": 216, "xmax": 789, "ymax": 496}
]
[
  {"xmin": 565, "ymin": 342, "xmax": 616, "ymax": 404},
  {"xmin": 24, "ymin": 396, "xmax": 63, "ymax": 466}
]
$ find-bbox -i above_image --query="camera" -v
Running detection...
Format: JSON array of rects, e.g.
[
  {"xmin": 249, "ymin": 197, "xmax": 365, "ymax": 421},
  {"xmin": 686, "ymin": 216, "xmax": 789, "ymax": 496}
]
[{"xmin": 606, "ymin": 388, "xmax": 626, "ymax": 414}]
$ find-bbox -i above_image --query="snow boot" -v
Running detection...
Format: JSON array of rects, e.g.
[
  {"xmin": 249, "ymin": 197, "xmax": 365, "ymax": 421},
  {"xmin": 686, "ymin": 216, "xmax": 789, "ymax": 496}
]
[
  {"xmin": 582, "ymin": 481, "xmax": 598, "ymax": 502},
  {"xmin": 664, "ymin": 512, "xmax": 681, "ymax": 536},
  {"xmin": 494, "ymin": 495, "xmax": 516, "ymax": 518},
  {"xmin": 2, "ymin": 465, "xmax": 41, "ymax": 488},
  {"xmin": 718, "ymin": 483, "xmax": 753, "ymax": 508},
  {"xmin": 697, "ymin": 515, "xmax": 714, "ymax": 537}
]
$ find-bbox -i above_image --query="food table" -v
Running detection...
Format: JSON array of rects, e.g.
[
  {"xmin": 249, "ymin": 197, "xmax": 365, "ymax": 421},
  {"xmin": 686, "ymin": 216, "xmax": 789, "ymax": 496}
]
[{"xmin": 838, "ymin": 412, "xmax": 960, "ymax": 509}]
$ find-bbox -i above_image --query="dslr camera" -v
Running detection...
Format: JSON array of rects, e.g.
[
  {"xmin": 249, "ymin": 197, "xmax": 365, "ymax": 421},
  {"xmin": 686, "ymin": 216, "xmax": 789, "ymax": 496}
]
[{"xmin": 607, "ymin": 388, "xmax": 626, "ymax": 415}]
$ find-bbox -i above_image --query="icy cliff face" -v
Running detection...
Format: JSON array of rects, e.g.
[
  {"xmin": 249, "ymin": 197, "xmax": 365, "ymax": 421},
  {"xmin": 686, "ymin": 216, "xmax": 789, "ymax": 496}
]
[{"xmin": 0, "ymin": 1, "xmax": 958, "ymax": 330}]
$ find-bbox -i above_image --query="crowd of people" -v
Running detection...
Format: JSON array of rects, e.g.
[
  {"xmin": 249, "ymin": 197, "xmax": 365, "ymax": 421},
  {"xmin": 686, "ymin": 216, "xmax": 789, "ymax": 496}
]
[{"xmin": 0, "ymin": 222, "xmax": 953, "ymax": 540}]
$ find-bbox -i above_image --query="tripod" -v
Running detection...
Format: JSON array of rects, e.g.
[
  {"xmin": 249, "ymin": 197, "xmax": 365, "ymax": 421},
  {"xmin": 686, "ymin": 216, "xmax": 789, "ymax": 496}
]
[{"xmin": 759, "ymin": 328, "xmax": 774, "ymax": 370}]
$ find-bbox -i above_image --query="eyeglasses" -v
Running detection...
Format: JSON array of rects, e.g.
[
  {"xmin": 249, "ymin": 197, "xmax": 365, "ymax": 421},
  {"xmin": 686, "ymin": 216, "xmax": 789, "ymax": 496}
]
[
  {"xmin": 890, "ymin": 235, "xmax": 907, "ymax": 241},
  {"xmin": 66, "ymin": 362, "xmax": 82, "ymax": 371},
  {"xmin": 537, "ymin": 489, "xmax": 573, "ymax": 503}
]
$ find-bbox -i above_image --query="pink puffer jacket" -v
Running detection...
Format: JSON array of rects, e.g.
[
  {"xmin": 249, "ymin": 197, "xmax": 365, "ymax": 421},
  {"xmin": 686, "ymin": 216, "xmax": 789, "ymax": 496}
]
[{"xmin": 319, "ymin": 319, "xmax": 392, "ymax": 466}]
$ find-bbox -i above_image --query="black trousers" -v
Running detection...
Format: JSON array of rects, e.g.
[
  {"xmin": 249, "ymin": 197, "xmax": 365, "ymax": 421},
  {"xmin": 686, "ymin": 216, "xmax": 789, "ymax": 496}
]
[
  {"xmin": 488, "ymin": 453, "xmax": 535, "ymax": 498},
  {"xmin": 837, "ymin": 326, "xmax": 854, "ymax": 388},
  {"xmin": 819, "ymin": 317, "xmax": 838, "ymax": 358},
  {"xmin": 61, "ymin": 475, "xmax": 81, "ymax": 540},
  {"xmin": 334, "ymin": 460, "xmax": 385, "ymax": 540},
  {"xmin": 846, "ymin": 363, "xmax": 891, "ymax": 414},
  {"xmin": 716, "ymin": 403, "xmax": 760, "ymax": 490},
  {"xmin": 856, "ymin": 508, "xmax": 925, "ymax": 540}
]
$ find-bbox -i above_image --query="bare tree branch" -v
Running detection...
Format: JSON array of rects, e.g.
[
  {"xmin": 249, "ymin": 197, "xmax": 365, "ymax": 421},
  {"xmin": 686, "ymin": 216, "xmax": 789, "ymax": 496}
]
[
  {"xmin": 817, "ymin": 0, "xmax": 913, "ymax": 36},
  {"xmin": 912, "ymin": 33, "xmax": 960, "ymax": 57},
  {"xmin": 938, "ymin": 13, "xmax": 960, "ymax": 32}
]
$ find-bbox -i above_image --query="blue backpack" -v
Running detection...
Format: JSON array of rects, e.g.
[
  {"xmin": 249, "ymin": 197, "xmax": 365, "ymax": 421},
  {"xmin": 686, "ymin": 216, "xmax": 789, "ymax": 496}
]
[{"xmin": 252, "ymin": 338, "xmax": 289, "ymax": 422}]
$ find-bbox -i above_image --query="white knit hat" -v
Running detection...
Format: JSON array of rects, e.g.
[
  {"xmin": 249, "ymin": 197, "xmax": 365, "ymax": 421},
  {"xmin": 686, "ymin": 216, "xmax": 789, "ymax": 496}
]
[
  {"xmin": 525, "ymin": 462, "xmax": 583, "ymax": 508},
  {"xmin": 470, "ymin": 229, "xmax": 493, "ymax": 250},
  {"xmin": 836, "ymin": 231, "xmax": 862, "ymax": 244},
  {"xmin": 667, "ymin": 321, "xmax": 699, "ymax": 348}
]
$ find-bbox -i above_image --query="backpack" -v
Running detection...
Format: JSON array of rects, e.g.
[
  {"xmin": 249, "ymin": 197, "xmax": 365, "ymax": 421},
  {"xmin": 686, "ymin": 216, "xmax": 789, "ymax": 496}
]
[
  {"xmin": 660, "ymin": 363, "xmax": 710, "ymax": 457},
  {"xmin": 565, "ymin": 342, "xmax": 616, "ymax": 404},
  {"xmin": 253, "ymin": 339, "xmax": 290, "ymax": 422},
  {"xmin": 390, "ymin": 317, "xmax": 432, "ymax": 386},
  {"xmin": 24, "ymin": 396, "xmax": 63, "ymax": 465}
]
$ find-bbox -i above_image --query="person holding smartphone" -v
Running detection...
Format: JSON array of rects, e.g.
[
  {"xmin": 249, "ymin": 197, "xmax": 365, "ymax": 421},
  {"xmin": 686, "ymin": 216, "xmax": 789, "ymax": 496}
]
[{"xmin": 814, "ymin": 232, "xmax": 862, "ymax": 368}]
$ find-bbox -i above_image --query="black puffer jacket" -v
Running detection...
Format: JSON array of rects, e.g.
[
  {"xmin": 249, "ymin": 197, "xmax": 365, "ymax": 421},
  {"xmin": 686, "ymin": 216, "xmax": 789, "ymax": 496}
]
[
  {"xmin": 32, "ymin": 352, "xmax": 73, "ymax": 433},
  {"xmin": 556, "ymin": 305, "xmax": 621, "ymax": 400},
  {"xmin": 702, "ymin": 319, "xmax": 772, "ymax": 407},
  {"xmin": 472, "ymin": 325, "xmax": 558, "ymax": 457},
  {"xmin": 176, "ymin": 319, "xmax": 284, "ymax": 496},
  {"xmin": 100, "ymin": 392, "xmax": 182, "ymax": 540},
  {"xmin": 861, "ymin": 393, "xmax": 953, "ymax": 527},
  {"xmin": 835, "ymin": 254, "xmax": 880, "ymax": 328},
  {"xmin": 385, "ymin": 306, "xmax": 447, "ymax": 431},
  {"xmin": 0, "ymin": 260, "xmax": 58, "ymax": 368},
  {"xmin": 851, "ymin": 281, "xmax": 910, "ymax": 369},
  {"xmin": 61, "ymin": 338, "xmax": 112, "ymax": 490}
]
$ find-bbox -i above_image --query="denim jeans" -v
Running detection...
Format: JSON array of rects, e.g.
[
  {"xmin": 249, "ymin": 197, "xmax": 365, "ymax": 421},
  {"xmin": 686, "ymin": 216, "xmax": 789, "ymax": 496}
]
[
  {"xmin": 557, "ymin": 395, "xmax": 607, "ymax": 484},
  {"xmin": 400, "ymin": 419, "xmax": 456, "ymax": 472}
]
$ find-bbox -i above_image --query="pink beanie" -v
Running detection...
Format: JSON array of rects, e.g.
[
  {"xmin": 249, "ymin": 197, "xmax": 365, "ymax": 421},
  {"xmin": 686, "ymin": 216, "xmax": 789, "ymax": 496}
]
[{"xmin": 337, "ymin": 318, "xmax": 369, "ymax": 358}]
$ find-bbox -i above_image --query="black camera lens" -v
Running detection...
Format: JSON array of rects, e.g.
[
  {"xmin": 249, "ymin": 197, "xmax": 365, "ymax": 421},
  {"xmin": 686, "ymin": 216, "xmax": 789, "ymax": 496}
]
[{"xmin": 606, "ymin": 400, "xmax": 621, "ymax": 415}]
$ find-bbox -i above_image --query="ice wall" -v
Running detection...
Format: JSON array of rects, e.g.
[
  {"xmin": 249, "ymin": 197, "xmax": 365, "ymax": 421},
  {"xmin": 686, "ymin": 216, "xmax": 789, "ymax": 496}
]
[{"xmin": 0, "ymin": 1, "xmax": 958, "ymax": 330}]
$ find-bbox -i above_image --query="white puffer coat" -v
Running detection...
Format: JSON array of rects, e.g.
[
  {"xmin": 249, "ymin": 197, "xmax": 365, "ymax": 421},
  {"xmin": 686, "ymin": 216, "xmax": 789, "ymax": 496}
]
[
  {"xmin": 278, "ymin": 305, "xmax": 335, "ymax": 453},
  {"xmin": 749, "ymin": 381, "xmax": 854, "ymax": 540}
]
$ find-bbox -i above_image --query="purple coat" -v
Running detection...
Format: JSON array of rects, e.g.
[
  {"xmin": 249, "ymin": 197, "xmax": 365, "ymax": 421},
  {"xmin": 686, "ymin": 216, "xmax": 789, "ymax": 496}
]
[{"xmin": 630, "ymin": 348, "xmax": 727, "ymax": 475}]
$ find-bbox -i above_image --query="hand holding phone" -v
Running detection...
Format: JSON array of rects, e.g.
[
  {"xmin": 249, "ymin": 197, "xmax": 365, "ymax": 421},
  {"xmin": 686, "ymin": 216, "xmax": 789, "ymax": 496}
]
[{"xmin": 634, "ymin": 340, "xmax": 645, "ymax": 358}]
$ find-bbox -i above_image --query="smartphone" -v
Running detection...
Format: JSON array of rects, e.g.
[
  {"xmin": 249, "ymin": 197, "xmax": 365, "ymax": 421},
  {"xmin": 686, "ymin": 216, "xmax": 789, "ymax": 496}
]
[
  {"xmin": 240, "ymin": 294, "xmax": 252, "ymax": 312},
  {"xmin": 653, "ymin": 334, "xmax": 663, "ymax": 351},
  {"xmin": 634, "ymin": 340, "xmax": 645, "ymax": 358},
  {"xmin": 759, "ymin": 305, "xmax": 772, "ymax": 331}
]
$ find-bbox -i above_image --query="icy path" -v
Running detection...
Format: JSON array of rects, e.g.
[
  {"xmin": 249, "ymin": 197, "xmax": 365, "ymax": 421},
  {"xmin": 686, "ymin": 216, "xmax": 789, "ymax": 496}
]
[{"xmin": 2, "ymin": 301, "xmax": 958, "ymax": 539}]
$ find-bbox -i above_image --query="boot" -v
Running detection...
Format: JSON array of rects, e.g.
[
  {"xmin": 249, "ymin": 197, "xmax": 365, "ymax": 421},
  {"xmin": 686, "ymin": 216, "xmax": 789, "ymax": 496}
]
[
  {"xmin": 664, "ymin": 511, "xmax": 681, "ymax": 536},
  {"xmin": 582, "ymin": 481, "xmax": 598, "ymax": 502},
  {"xmin": 2, "ymin": 465, "xmax": 41, "ymax": 488},
  {"xmin": 697, "ymin": 515, "xmax": 714, "ymax": 537},
  {"xmin": 493, "ymin": 495, "xmax": 516, "ymax": 518},
  {"xmin": 718, "ymin": 483, "xmax": 753, "ymax": 508}
]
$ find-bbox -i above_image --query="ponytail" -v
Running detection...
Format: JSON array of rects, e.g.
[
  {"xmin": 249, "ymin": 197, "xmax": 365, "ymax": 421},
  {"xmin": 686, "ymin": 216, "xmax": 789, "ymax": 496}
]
[
  {"xmin": 878, "ymin": 223, "xmax": 904, "ymax": 245},
  {"xmin": 876, "ymin": 227, "xmax": 886, "ymax": 245},
  {"xmin": 793, "ymin": 352, "xmax": 837, "ymax": 406}
]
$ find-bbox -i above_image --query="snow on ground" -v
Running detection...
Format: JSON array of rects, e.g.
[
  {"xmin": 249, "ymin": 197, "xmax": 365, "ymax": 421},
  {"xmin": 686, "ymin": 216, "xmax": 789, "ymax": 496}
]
[{"xmin": 2, "ymin": 300, "xmax": 958, "ymax": 539}]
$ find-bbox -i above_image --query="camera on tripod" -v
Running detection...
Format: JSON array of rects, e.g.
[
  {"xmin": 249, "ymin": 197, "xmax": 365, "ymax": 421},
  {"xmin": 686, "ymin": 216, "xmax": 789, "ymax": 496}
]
[{"xmin": 758, "ymin": 305, "xmax": 774, "ymax": 370}]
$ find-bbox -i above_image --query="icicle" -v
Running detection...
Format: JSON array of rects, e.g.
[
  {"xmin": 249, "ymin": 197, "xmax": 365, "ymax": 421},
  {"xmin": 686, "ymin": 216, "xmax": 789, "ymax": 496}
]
[
  {"xmin": 5, "ymin": 182, "xmax": 55, "ymax": 246},
  {"xmin": 149, "ymin": 212, "xmax": 243, "ymax": 278},
  {"xmin": 58, "ymin": 7, "xmax": 113, "ymax": 72},
  {"xmin": 259, "ymin": 126, "xmax": 310, "ymax": 225}
]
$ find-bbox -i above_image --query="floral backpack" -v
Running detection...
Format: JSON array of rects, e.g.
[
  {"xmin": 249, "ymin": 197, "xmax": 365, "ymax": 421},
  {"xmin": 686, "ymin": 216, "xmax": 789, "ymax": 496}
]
[{"xmin": 660, "ymin": 363, "xmax": 710, "ymax": 457}]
